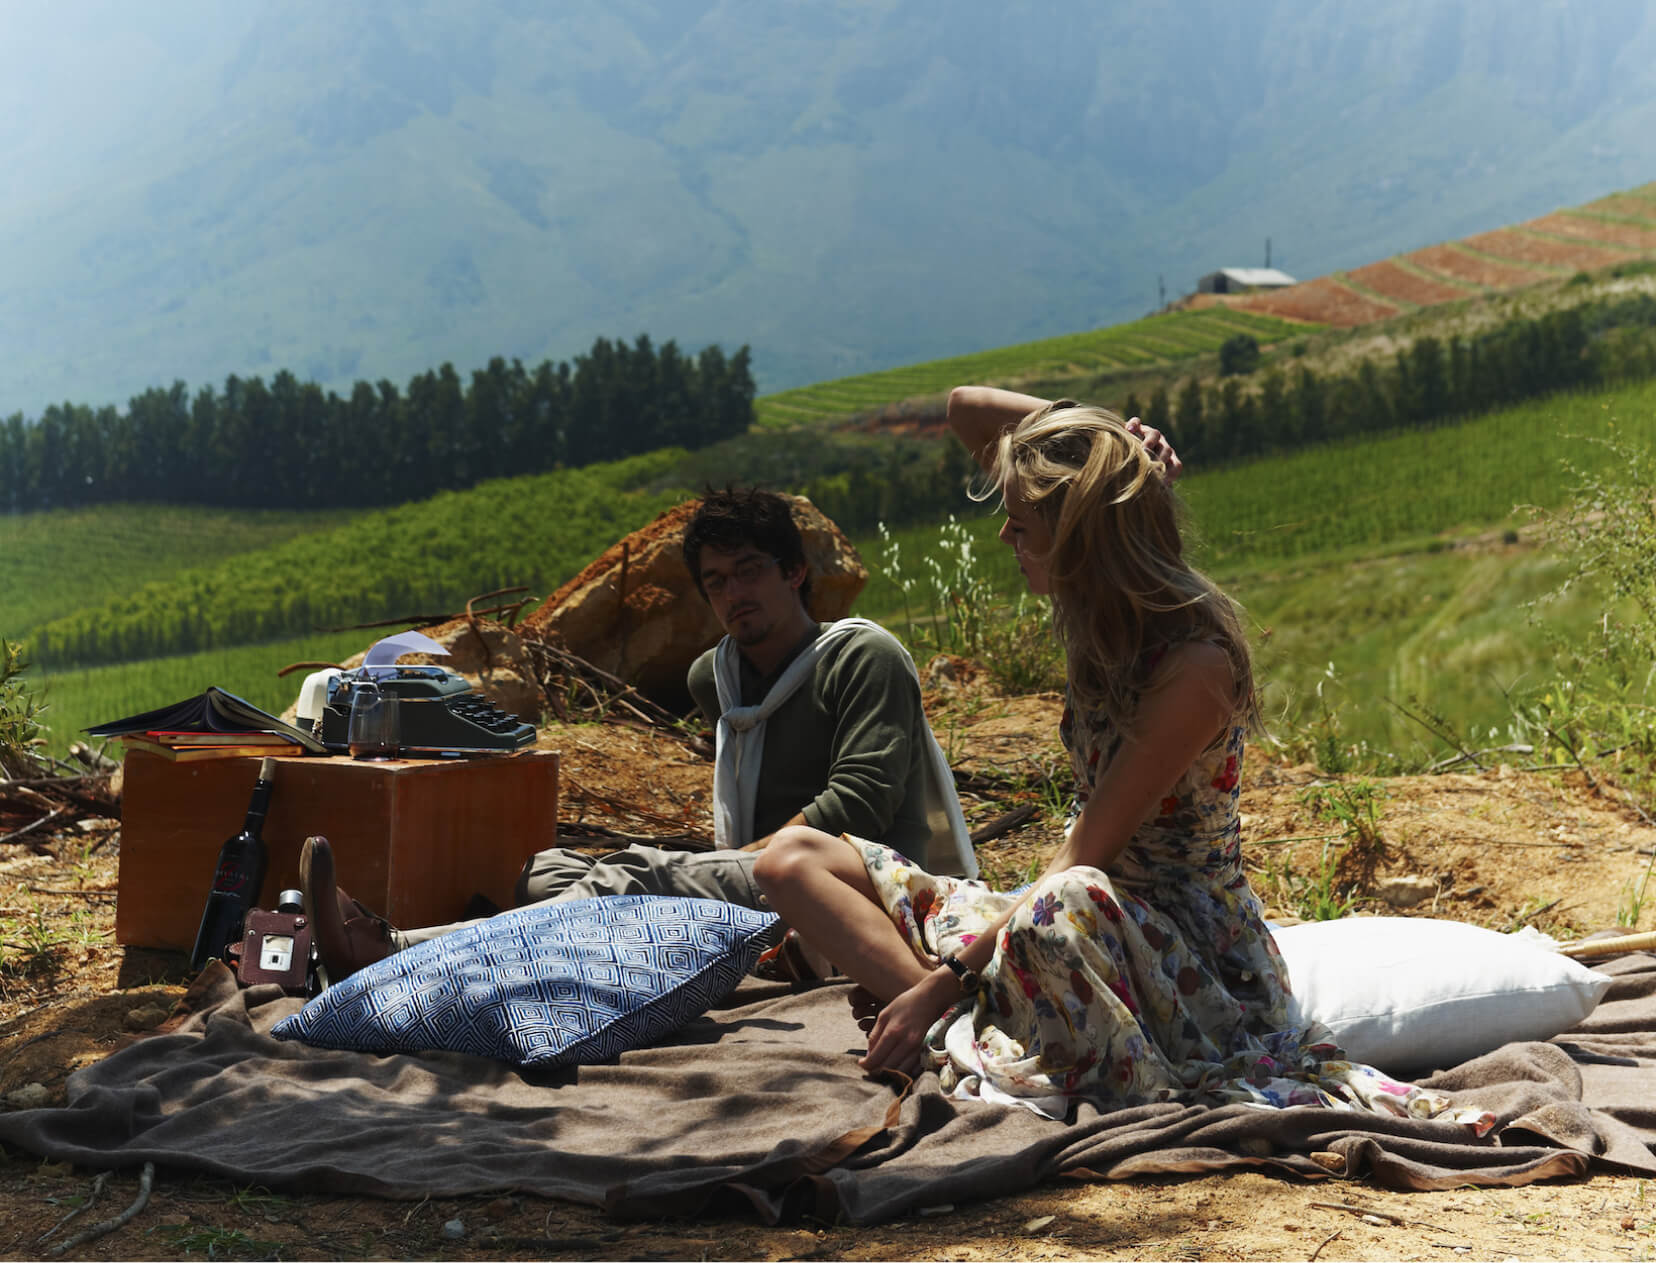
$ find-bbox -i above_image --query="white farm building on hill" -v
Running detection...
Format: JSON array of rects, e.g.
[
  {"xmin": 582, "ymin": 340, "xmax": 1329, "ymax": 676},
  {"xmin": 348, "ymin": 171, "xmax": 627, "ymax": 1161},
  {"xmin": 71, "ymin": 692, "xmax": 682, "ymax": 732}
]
[{"xmin": 1196, "ymin": 267, "xmax": 1297, "ymax": 294}]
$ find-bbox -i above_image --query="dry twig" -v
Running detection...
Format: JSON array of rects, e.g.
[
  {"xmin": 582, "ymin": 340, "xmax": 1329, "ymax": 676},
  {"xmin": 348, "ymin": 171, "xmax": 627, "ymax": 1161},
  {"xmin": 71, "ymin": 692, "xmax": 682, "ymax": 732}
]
[
  {"xmin": 0, "ymin": 807, "xmax": 66, "ymax": 852},
  {"xmin": 1429, "ymin": 743, "xmax": 1534, "ymax": 773},
  {"xmin": 526, "ymin": 639, "xmax": 710, "ymax": 756},
  {"xmin": 968, "ymin": 804, "xmax": 1039, "ymax": 846},
  {"xmin": 555, "ymin": 822, "xmax": 713, "ymax": 851},
  {"xmin": 37, "ymin": 1171, "xmax": 110, "ymax": 1244},
  {"xmin": 1559, "ymin": 929, "xmax": 1656, "ymax": 959},
  {"xmin": 46, "ymin": 1162, "xmax": 153, "ymax": 1256}
]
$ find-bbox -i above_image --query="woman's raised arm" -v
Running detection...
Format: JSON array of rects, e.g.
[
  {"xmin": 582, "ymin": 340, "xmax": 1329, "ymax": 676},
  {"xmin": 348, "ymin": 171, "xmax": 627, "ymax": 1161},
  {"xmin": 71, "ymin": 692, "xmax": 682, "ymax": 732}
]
[{"xmin": 946, "ymin": 386, "xmax": 1052, "ymax": 471}]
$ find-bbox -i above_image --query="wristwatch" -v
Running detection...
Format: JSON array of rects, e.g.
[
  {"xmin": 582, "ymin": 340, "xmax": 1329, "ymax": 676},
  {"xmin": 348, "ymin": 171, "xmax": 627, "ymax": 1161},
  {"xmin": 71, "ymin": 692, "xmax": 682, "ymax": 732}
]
[{"xmin": 940, "ymin": 952, "xmax": 981, "ymax": 993}]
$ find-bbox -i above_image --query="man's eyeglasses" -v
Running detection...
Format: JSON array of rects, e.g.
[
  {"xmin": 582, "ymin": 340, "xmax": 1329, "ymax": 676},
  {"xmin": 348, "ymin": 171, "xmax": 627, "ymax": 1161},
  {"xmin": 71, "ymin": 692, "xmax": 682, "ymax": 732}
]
[{"xmin": 701, "ymin": 555, "xmax": 779, "ymax": 597}]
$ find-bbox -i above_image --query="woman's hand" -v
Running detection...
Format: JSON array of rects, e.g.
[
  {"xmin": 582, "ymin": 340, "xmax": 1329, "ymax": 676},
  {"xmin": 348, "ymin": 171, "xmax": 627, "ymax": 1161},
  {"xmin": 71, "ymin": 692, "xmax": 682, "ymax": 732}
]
[
  {"xmin": 847, "ymin": 985, "xmax": 883, "ymax": 1035},
  {"xmin": 858, "ymin": 967, "xmax": 965, "ymax": 1077},
  {"xmin": 1125, "ymin": 416, "xmax": 1183, "ymax": 482}
]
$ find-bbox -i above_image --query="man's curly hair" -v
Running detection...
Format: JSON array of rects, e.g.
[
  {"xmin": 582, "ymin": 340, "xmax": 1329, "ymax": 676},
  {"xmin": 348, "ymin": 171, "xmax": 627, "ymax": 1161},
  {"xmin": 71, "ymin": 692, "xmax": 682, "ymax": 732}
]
[{"xmin": 681, "ymin": 486, "xmax": 812, "ymax": 607}]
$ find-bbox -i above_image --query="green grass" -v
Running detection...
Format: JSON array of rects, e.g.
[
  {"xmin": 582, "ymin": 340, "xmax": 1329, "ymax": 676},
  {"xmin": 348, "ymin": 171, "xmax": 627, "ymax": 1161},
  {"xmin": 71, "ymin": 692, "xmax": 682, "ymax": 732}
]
[
  {"xmin": 1232, "ymin": 546, "xmax": 1611, "ymax": 761},
  {"xmin": 853, "ymin": 512, "xmax": 1622, "ymax": 767},
  {"xmin": 1179, "ymin": 382, "xmax": 1656, "ymax": 566},
  {"xmin": 752, "ymin": 309, "xmax": 1312, "ymax": 428},
  {"xmin": 0, "ymin": 504, "xmax": 357, "ymax": 642}
]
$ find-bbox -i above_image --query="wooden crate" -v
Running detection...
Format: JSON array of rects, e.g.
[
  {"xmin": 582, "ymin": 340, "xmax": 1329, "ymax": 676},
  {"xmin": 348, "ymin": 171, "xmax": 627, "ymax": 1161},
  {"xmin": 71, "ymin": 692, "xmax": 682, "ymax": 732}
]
[{"xmin": 117, "ymin": 749, "xmax": 559, "ymax": 950}]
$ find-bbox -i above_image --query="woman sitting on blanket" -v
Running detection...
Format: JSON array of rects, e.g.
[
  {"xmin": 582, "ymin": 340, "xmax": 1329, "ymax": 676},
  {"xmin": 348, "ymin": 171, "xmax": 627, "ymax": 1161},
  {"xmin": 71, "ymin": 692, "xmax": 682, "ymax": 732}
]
[{"xmin": 756, "ymin": 388, "xmax": 1491, "ymax": 1126}]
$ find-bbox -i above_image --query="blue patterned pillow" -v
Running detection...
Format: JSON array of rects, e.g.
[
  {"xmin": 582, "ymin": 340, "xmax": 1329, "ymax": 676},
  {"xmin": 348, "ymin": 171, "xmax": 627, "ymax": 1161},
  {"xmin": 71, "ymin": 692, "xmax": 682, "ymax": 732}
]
[{"xmin": 272, "ymin": 895, "xmax": 779, "ymax": 1067}]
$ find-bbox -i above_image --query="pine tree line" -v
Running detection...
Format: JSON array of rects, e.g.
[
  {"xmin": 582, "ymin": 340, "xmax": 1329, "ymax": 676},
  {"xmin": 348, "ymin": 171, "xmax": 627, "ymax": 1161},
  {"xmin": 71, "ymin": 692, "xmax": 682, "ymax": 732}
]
[{"xmin": 0, "ymin": 335, "xmax": 754, "ymax": 513}]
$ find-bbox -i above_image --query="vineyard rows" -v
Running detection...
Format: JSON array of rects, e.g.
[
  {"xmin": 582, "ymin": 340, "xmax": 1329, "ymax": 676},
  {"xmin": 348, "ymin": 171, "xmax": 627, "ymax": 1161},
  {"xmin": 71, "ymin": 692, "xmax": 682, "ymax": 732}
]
[
  {"xmin": 1462, "ymin": 229, "xmax": 1633, "ymax": 271},
  {"xmin": 0, "ymin": 506, "xmax": 355, "ymax": 642},
  {"xmin": 22, "ymin": 452, "xmax": 689, "ymax": 670},
  {"xmin": 1182, "ymin": 380, "xmax": 1656, "ymax": 568},
  {"xmin": 752, "ymin": 309, "xmax": 1307, "ymax": 428},
  {"xmin": 1535, "ymin": 212, "xmax": 1656, "ymax": 251},
  {"xmin": 1346, "ymin": 259, "xmax": 1478, "ymax": 308}
]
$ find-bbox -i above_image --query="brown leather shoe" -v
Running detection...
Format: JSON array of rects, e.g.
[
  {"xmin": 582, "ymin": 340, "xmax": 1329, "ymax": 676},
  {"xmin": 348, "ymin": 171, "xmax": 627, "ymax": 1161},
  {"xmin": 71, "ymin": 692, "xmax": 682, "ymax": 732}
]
[{"xmin": 299, "ymin": 835, "xmax": 397, "ymax": 988}]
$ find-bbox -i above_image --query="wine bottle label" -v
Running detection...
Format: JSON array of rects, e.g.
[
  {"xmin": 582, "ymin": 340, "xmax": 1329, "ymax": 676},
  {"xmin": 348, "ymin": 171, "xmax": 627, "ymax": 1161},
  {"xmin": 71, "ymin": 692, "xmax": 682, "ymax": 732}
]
[{"xmin": 210, "ymin": 856, "xmax": 257, "ymax": 896}]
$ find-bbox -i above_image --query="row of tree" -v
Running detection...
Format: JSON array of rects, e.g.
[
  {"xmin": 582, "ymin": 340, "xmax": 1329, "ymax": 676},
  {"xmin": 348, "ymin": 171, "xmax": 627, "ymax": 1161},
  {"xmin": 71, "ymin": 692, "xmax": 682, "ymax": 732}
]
[
  {"xmin": 0, "ymin": 335, "xmax": 755, "ymax": 513},
  {"xmin": 1127, "ymin": 296, "xmax": 1656, "ymax": 464}
]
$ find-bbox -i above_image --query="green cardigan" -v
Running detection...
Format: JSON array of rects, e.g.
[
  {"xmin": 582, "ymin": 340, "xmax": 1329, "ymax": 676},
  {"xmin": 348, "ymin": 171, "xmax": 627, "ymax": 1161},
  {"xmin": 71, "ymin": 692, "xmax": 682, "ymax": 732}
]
[{"xmin": 687, "ymin": 622, "xmax": 937, "ymax": 866}]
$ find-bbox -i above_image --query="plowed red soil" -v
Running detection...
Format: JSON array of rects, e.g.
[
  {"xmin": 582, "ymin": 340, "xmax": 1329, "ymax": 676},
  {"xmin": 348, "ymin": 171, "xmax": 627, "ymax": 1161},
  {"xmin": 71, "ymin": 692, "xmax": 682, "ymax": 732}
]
[
  {"xmin": 1404, "ymin": 243, "xmax": 1546, "ymax": 289},
  {"xmin": 1462, "ymin": 228, "xmax": 1635, "ymax": 271},
  {"xmin": 1344, "ymin": 259, "xmax": 1476, "ymax": 307},
  {"xmin": 1530, "ymin": 210, "xmax": 1656, "ymax": 251},
  {"xmin": 1230, "ymin": 277, "xmax": 1400, "ymax": 327},
  {"xmin": 1584, "ymin": 192, "xmax": 1656, "ymax": 224}
]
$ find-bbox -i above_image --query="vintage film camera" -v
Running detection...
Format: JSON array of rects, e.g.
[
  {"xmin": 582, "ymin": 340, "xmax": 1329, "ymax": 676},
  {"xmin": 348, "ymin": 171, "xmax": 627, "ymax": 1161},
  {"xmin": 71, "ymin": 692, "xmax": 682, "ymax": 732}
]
[{"xmin": 231, "ymin": 889, "xmax": 317, "ymax": 995}]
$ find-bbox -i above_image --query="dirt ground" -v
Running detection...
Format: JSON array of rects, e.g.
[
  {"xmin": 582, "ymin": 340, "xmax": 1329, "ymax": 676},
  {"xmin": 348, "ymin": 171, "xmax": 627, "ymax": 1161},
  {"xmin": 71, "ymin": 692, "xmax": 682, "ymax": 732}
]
[{"xmin": 3, "ymin": 672, "xmax": 1655, "ymax": 1261}]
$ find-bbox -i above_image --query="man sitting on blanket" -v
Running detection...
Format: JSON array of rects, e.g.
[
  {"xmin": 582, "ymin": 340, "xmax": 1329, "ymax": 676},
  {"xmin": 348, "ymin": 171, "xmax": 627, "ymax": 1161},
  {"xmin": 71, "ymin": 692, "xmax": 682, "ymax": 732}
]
[{"xmin": 299, "ymin": 485, "xmax": 978, "ymax": 987}]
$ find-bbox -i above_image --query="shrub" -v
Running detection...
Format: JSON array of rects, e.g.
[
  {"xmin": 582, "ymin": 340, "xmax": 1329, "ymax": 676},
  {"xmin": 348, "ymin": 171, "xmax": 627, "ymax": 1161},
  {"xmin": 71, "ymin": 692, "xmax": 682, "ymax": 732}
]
[
  {"xmin": 979, "ymin": 595, "xmax": 1067, "ymax": 696},
  {"xmin": 1523, "ymin": 429, "xmax": 1656, "ymax": 816},
  {"xmin": 0, "ymin": 641, "xmax": 47, "ymax": 778},
  {"xmin": 1536, "ymin": 431, "xmax": 1656, "ymax": 689},
  {"xmin": 1219, "ymin": 334, "xmax": 1262, "ymax": 377}
]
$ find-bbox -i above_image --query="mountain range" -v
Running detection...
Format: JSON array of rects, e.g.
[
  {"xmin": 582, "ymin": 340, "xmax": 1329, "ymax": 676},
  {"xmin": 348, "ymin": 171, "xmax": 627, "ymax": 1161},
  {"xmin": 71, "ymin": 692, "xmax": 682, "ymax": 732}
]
[{"xmin": 4, "ymin": 0, "xmax": 1655, "ymax": 416}]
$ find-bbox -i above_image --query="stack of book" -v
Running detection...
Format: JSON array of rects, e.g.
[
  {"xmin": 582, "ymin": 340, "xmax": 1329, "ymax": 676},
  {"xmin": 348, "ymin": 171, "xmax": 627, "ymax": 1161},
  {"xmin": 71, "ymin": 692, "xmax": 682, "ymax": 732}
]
[
  {"xmin": 117, "ymin": 729, "xmax": 304, "ymax": 763},
  {"xmin": 88, "ymin": 686, "xmax": 330, "ymax": 762}
]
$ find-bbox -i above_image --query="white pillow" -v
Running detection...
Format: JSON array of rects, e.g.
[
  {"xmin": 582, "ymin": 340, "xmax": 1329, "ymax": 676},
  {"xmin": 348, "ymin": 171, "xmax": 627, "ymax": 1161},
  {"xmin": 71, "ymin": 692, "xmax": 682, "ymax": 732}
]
[{"xmin": 1271, "ymin": 917, "xmax": 1612, "ymax": 1074}]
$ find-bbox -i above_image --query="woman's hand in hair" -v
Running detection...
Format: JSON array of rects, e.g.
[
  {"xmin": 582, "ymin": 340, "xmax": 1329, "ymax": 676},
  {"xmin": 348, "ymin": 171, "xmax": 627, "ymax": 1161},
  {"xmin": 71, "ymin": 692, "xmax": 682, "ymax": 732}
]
[{"xmin": 1126, "ymin": 417, "xmax": 1183, "ymax": 483}]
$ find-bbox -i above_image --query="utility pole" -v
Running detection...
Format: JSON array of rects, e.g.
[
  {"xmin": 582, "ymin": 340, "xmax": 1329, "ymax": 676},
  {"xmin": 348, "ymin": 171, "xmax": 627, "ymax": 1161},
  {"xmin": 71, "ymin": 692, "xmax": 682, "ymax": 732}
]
[
  {"xmin": 1265, "ymin": 237, "xmax": 1272, "ymax": 269},
  {"xmin": 1157, "ymin": 273, "xmax": 1166, "ymax": 308}
]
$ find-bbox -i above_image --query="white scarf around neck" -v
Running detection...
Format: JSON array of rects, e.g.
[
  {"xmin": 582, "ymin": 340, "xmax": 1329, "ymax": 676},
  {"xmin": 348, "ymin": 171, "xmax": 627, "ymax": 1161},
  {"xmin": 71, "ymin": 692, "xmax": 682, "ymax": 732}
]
[{"xmin": 711, "ymin": 618, "xmax": 977, "ymax": 877}]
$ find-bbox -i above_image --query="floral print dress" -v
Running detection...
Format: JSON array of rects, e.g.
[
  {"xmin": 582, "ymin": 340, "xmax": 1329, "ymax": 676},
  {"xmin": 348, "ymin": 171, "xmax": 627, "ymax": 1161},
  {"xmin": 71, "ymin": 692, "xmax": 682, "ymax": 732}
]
[{"xmin": 851, "ymin": 657, "xmax": 1494, "ymax": 1129}]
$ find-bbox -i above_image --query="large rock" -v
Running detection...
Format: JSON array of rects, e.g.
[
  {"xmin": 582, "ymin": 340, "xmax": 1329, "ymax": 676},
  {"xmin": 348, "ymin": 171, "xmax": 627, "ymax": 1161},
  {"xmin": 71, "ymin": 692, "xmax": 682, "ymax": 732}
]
[{"xmin": 521, "ymin": 495, "xmax": 866, "ymax": 703}]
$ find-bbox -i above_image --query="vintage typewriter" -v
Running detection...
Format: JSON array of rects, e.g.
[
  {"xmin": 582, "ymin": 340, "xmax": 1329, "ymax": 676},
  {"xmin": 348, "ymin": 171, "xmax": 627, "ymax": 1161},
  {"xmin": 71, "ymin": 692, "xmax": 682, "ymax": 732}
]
[{"xmin": 316, "ymin": 666, "xmax": 537, "ymax": 756}]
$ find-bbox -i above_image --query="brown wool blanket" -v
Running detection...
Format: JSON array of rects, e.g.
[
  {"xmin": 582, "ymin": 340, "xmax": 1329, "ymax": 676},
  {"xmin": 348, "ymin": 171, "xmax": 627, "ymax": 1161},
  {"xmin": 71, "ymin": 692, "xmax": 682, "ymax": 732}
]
[{"xmin": 1, "ymin": 954, "xmax": 1654, "ymax": 1225}]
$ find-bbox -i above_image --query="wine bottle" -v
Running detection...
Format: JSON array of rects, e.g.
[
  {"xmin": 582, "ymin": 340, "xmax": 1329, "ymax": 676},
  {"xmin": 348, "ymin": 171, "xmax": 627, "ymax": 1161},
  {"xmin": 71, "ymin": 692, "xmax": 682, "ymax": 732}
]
[{"xmin": 188, "ymin": 756, "xmax": 277, "ymax": 971}]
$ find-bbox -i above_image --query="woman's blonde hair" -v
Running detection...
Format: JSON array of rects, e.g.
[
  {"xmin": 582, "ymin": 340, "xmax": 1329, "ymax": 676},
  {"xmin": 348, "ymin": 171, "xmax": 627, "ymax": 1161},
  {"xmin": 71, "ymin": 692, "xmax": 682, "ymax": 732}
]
[{"xmin": 981, "ymin": 401, "xmax": 1260, "ymax": 735}]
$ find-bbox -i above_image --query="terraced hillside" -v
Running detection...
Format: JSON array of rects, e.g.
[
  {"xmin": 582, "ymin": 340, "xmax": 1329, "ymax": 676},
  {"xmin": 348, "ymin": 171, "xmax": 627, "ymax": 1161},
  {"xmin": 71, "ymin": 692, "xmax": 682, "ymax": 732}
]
[
  {"xmin": 752, "ymin": 308, "xmax": 1307, "ymax": 428},
  {"xmin": 1223, "ymin": 182, "xmax": 1656, "ymax": 326}
]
